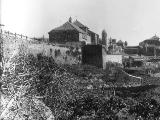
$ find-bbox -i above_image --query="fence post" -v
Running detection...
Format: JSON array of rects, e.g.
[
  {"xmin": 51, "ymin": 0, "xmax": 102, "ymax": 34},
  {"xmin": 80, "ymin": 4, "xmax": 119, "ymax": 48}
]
[{"xmin": 15, "ymin": 33, "xmax": 16, "ymax": 38}]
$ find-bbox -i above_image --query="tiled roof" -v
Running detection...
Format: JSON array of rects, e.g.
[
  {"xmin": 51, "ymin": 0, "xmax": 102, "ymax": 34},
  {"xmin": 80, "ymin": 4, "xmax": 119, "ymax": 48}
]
[
  {"xmin": 73, "ymin": 20, "xmax": 88, "ymax": 28},
  {"xmin": 49, "ymin": 21, "xmax": 86, "ymax": 34}
]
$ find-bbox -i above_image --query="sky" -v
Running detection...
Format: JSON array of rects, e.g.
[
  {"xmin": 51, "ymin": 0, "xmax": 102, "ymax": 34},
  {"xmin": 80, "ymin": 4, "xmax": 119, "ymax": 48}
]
[{"xmin": 1, "ymin": 0, "xmax": 160, "ymax": 46}]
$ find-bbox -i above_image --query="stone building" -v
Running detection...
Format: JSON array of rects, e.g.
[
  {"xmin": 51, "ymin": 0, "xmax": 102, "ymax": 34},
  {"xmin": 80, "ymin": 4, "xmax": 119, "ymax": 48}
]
[
  {"xmin": 139, "ymin": 35, "xmax": 160, "ymax": 56},
  {"xmin": 48, "ymin": 17, "xmax": 99, "ymax": 46}
]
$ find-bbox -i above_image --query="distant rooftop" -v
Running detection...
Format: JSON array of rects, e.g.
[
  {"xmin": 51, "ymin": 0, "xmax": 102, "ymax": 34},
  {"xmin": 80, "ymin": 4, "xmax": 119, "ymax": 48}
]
[
  {"xmin": 125, "ymin": 46, "xmax": 139, "ymax": 49},
  {"xmin": 139, "ymin": 35, "xmax": 160, "ymax": 46},
  {"xmin": 149, "ymin": 35, "xmax": 159, "ymax": 41},
  {"xmin": 117, "ymin": 40, "xmax": 123, "ymax": 44}
]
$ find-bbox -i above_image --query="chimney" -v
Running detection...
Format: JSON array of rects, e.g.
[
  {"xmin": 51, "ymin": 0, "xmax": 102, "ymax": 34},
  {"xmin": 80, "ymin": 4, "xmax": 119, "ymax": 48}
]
[{"xmin": 69, "ymin": 17, "xmax": 72, "ymax": 23}]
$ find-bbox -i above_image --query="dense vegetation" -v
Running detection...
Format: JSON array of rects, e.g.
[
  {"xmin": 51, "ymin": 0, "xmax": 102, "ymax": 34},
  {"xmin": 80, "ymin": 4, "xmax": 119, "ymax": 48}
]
[{"xmin": 1, "ymin": 45, "xmax": 160, "ymax": 119}]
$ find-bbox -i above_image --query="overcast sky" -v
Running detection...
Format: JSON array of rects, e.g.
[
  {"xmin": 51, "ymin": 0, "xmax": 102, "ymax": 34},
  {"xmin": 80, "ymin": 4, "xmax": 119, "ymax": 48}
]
[{"xmin": 1, "ymin": 0, "xmax": 160, "ymax": 45}]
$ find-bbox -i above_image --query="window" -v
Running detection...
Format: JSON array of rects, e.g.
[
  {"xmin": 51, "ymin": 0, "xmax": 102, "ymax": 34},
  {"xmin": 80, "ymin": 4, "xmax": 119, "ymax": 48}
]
[{"xmin": 82, "ymin": 34, "xmax": 87, "ymax": 40}]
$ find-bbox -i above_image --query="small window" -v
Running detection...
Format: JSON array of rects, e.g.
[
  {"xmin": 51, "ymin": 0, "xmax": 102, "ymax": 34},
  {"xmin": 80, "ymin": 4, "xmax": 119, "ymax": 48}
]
[{"xmin": 82, "ymin": 34, "xmax": 87, "ymax": 40}]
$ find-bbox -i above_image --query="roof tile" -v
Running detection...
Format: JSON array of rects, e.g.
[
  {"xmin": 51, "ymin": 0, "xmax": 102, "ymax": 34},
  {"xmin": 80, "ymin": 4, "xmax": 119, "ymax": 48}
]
[
  {"xmin": 73, "ymin": 20, "xmax": 88, "ymax": 28},
  {"xmin": 49, "ymin": 21, "xmax": 86, "ymax": 34}
]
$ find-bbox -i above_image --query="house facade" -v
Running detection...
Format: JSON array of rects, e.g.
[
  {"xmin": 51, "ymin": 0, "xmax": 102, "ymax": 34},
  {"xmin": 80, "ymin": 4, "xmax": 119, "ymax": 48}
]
[
  {"xmin": 48, "ymin": 18, "xmax": 99, "ymax": 46},
  {"xmin": 88, "ymin": 30, "xmax": 99, "ymax": 45}
]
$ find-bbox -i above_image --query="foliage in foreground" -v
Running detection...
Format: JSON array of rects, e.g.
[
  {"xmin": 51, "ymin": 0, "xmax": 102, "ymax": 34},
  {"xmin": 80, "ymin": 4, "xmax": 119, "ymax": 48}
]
[{"xmin": 1, "ymin": 44, "xmax": 160, "ymax": 120}]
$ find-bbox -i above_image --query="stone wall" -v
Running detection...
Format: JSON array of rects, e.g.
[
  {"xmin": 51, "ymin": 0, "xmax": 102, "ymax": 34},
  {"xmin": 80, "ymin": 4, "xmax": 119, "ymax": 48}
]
[
  {"xmin": 49, "ymin": 30, "xmax": 79, "ymax": 43},
  {"xmin": 1, "ymin": 31, "xmax": 81, "ymax": 72}
]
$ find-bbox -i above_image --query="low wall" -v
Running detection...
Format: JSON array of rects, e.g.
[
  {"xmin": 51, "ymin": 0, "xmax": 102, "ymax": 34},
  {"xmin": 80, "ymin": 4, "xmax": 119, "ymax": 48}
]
[
  {"xmin": 28, "ymin": 43, "xmax": 81, "ymax": 65},
  {"xmin": 1, "ymin": 31, "xmax": 81, "ymax": 72},
  {"xmin": 103, "ymin": 54, "xmax": 123, "ymax": 69}
]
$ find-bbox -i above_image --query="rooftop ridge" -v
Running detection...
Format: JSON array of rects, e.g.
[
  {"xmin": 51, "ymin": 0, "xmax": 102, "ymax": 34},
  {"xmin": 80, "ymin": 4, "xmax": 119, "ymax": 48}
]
[{"xmin": 49, "ymin": 21, "xmax": 86, "ymax": 34}]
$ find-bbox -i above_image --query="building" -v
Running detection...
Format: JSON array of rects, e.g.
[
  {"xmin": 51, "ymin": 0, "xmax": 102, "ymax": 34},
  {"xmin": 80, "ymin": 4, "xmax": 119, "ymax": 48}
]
[
  {"xmin": 88, "ymin": 30, "xmax": 99, "ymax": 45},
  {"xmin": 108, "ymin": 38, "xmax": 124, "ymax": 54},
  {"xmin": 123, "ymin": 46, "xmax": 144, "ymax": 68},
  {"xmin": 124, "ymin": 46, "xmax": 140, "ymax": 55},
  {"xmin": 117, "ymin": 40, "xmax": 124, "ymax": 48},
  {"xmin": 139, "ymin": 35, "xmax": 160, "ymax": 56},
  {"xmin": 73, "ymin": 20, "xmax": 99, "ymax": 44},
  {"xmin": 48, "ymin": 17, "xmax": 99, "ymax": 46},
  {"xmin": 82, "ymin": 45, "xmax": 123, "ymax": 69}
]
